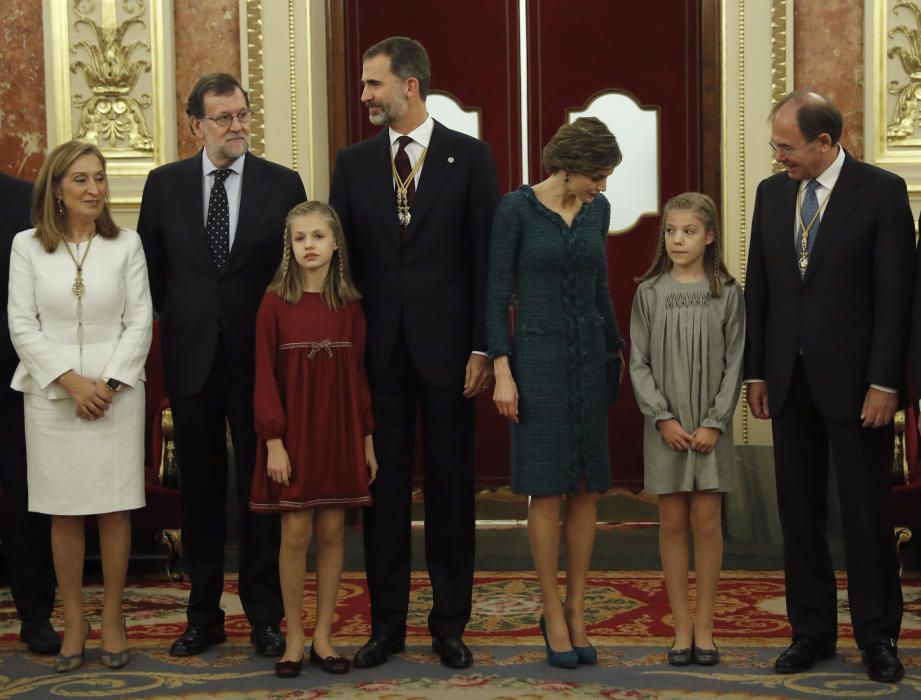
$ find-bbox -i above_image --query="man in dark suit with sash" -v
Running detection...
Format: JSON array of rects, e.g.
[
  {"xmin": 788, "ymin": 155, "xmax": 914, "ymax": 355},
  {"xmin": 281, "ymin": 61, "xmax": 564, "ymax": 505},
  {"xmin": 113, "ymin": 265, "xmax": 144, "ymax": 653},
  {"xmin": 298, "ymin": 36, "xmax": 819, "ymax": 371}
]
[
  {"xmin": 745, "ymin": 91, "xmax": 913, "ymax": 683},
  {"xmin": 330, "ymin": 36, "xmax": 499, "ymax": 669},
  {"xmin": 138, "ymin": 73, "xmax": 306, "ymax": 658}
]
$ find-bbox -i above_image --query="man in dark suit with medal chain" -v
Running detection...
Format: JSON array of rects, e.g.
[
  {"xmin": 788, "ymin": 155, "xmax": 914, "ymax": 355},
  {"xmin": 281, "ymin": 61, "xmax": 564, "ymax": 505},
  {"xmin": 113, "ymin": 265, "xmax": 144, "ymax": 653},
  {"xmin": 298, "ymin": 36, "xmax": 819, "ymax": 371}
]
[{"xmin": 330, "ymin": 36, "xmax": 499, "ymax": 669}]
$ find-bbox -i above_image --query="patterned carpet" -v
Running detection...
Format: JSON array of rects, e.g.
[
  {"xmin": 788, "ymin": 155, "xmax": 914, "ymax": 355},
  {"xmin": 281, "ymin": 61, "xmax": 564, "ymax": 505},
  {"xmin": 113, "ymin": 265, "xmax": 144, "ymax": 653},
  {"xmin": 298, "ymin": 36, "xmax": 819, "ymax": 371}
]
[{"xmin": 1, "ymin": 570, "xmax": 920, "ymax": 698}]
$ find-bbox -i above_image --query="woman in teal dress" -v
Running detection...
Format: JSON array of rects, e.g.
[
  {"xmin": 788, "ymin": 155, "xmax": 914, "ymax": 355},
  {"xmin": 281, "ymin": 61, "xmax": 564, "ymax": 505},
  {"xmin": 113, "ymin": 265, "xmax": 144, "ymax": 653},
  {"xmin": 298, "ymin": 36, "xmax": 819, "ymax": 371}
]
[{"xmin": 487, "ymin": 117, "xmax": 623, "ymax": 668}]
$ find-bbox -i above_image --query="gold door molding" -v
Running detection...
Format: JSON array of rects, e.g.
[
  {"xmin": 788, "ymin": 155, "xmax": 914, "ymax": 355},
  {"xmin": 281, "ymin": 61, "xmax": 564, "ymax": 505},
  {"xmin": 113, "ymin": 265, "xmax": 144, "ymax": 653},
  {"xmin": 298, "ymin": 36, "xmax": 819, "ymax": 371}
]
[
  {"xmin": 238, "ymin": 0, "xmax": 324, "ymax": 199},
  {"xmin": 722, "ymin": 0, "xmax": 793, "ymax": 446},
  {"xmin": 44, "ymin": 0, "xmax": 177, "ymax": 213}
]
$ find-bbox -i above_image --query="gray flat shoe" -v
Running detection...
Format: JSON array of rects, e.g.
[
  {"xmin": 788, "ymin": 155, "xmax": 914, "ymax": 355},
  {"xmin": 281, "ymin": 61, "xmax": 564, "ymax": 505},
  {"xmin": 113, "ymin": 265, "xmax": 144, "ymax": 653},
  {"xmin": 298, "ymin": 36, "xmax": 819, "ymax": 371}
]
[{"xmin": 693, "ymin": 642, "xmax": 719, "ymax": 666}]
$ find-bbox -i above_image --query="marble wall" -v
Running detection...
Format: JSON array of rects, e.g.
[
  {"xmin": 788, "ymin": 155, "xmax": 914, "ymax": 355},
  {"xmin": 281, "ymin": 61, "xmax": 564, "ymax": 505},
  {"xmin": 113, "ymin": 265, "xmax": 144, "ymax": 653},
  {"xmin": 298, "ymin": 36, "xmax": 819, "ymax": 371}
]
[
  {"xmin": 173, "ymin": 0, "xmax": 242, "ymax": 159},
  {"xmin": 0, "ymin": 0, "xmax": 46, "ymax": 180},
  {"xmin": 793, "ymin": 0, "xmax": 865, "ymax": 159}
]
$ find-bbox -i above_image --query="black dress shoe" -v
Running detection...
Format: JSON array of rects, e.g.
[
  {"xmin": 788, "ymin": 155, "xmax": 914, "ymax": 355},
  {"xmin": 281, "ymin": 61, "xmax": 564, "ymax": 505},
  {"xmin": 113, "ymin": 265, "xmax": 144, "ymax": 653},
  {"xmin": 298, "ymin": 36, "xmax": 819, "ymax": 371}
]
[
  {"xmin": 169, "ymin": 624, "xmax": 227, "ymax": 657},
  {"xmin": 310, "ymin": 644, "xmax": 351, "ymax": 674},
  {"xmin": 353, "ymin": 635, "xmax": 405, "ymax": 669},
  {"xmin": 20, "ymin": 620, "xmax": 61, "ymax": 655},
  {"xmin": 864, "ymin": 641, "xmax": 904, "ymax": 683},
  {"xmin": 250, "ymin": 624, "xmax": 285, "ymax": 657},
  {"xmin": 774, "ymin": 638, "xmax": 835, "ymax": 674},
  {"xmin": 432, "ymin": 636, "xmax": 473, "ymax": 669},
  {"xmin": 667, "ymin": 641, "xmax": 693, "ymax": 666}
]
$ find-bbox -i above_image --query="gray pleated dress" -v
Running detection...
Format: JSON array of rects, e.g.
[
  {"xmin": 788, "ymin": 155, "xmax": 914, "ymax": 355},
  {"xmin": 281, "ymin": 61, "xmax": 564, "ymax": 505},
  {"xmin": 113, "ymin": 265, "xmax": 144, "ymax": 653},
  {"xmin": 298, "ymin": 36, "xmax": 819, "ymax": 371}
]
[{"xmin": 628, "ymin": 273, "xmax": 745, "ymax": 494}]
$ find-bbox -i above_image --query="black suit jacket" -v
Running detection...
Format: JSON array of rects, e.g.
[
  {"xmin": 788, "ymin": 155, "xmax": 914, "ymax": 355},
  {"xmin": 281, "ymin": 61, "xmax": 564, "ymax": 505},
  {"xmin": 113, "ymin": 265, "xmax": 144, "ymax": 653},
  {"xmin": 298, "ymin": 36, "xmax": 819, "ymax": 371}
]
[
  {"xmin": 744, "ymin": 151, "xmax": 916, "ymax": 421},
  {"xmin": 329, "ymin": 121, "xmax": 499, "ymax": 387},
  {"xmin": 0, "ymin": 173, "xmax": 33, "ymax": 397},
  {"xmin": 137, "ymin": 151, "xmax": 306, "ymax": 396}
]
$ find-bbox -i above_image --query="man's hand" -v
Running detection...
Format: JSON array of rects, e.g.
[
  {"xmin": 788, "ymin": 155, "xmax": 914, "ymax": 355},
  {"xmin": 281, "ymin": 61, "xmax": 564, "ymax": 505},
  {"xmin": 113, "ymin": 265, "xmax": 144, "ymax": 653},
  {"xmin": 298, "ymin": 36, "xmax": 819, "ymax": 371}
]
[
  {"xmin": 747, "ymin": 381, "xmax": 770, "ymax": 419},
  {"xmin": 266, "ymin": 439, "xmax": 292, "ymax": 486},
  {"xmin": 656, "ymin": 419, "xmax": 693, "ymax": 451},
  {"xmin": 861, "ymin": 387, "xmax": 897, "ymax": 429},
  {"xmin": 463, "ymin": 353, "xmax": 492, "ymax": 398},
  {"xmin": 690, "ymin": 426, "xmax": 720, "ymax": 453},
  {"xmin": 365, "ymin": 434, "xmax": 379, "ymax": 484}
]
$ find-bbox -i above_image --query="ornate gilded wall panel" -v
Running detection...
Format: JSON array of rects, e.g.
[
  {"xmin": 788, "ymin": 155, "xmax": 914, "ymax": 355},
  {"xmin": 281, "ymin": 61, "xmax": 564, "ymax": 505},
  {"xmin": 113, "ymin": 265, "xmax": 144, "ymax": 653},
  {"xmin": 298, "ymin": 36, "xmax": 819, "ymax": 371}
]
[
  {"xmin": 867, "ymin": 0, "xmax": 921, "ymax": 207},
  {"xmin": 45, "ymin": 0, "xmax": 176, "ymax": 210}
]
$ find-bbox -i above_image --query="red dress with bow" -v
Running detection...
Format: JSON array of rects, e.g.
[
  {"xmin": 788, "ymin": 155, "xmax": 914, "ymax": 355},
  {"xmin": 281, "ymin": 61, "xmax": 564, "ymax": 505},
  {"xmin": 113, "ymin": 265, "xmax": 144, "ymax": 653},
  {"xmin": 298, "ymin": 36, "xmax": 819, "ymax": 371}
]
[{"xmin": 249, "ymin": 291, "xmax": 373, "ymax": 511}]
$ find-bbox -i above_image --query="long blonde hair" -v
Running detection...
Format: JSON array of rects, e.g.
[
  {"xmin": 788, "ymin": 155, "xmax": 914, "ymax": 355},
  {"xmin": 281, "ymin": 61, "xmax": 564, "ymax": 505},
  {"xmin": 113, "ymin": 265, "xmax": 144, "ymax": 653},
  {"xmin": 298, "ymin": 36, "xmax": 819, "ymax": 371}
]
[
  {"xmin": 32, "ymin": 140, "xmax": 119, "ymax": 253},
  {"xmin": 267, "ymin": 201, "xmax": 361, "ymax": 309},
  {"xmin": 637, "ymin": 192, "xmax": 732, "ymax": 297}
]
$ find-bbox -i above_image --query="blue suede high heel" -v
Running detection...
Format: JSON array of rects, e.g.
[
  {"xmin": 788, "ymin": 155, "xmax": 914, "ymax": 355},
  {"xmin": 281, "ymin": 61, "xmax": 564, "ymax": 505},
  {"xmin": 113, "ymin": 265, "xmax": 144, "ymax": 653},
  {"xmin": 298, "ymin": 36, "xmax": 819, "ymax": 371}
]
[
  {"xmin": 539, "ymin": 616, "xmax": 578, "ymax": 669},
  {"xmin": 573, "ymin": 642, "xmax": 598, "ymax": 665}
]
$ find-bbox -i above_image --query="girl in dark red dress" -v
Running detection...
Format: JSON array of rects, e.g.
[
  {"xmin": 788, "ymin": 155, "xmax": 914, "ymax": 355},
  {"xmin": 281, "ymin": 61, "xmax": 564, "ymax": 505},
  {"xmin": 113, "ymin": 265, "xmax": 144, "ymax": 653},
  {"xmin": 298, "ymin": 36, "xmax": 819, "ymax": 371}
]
[{"xmin": 250, "ymin": 201, "xmax": 378, "ymax": 678}]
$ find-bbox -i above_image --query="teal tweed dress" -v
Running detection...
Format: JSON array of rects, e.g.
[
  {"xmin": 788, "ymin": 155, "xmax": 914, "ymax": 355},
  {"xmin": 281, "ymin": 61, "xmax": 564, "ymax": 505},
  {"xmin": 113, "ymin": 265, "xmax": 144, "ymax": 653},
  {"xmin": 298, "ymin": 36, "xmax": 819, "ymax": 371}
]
[{"xmin": 486, "ymin": 186, "xmax": 623, "ymax": 495}]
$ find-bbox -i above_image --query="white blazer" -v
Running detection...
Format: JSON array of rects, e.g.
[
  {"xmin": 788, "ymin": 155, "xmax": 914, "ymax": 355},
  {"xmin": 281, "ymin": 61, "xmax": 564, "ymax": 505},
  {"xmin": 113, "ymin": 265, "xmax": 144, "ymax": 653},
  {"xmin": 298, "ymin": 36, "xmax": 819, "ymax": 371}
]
[{"xmin": 8, "ymin": 228, "xmax": 153, "ymax": 400}]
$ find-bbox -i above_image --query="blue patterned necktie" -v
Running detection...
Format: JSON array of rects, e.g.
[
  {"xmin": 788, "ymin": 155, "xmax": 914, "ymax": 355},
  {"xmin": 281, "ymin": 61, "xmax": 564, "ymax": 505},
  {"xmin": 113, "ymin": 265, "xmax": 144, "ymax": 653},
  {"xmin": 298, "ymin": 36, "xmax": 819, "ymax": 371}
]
[
  {"xmin": 206, "ymin": 168, "xmax": 232, "ymax": 269},
  {"xmin": 796, "ymin": 179, "xmax": 820, "ymax": 277}
]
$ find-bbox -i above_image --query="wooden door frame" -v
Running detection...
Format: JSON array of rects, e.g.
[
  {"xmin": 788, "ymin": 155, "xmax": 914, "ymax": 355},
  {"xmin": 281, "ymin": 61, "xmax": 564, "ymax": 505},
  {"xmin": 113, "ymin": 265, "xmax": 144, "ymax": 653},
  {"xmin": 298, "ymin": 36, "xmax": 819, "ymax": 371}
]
[{"xmin": 326, "ymin": 0, "xmax": 721, "ymax": 212}]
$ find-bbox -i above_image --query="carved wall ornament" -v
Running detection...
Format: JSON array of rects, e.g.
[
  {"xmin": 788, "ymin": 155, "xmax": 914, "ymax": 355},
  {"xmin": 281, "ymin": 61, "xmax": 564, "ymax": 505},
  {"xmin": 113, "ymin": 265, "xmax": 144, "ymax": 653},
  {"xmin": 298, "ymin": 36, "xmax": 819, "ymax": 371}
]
[
  {"xmin": 887, "ymin": 2, "xmax": 921, "ymax": 140},
  {"xmin": 70, "ymin": 0, "xmax": 153, "ymax": 152}
]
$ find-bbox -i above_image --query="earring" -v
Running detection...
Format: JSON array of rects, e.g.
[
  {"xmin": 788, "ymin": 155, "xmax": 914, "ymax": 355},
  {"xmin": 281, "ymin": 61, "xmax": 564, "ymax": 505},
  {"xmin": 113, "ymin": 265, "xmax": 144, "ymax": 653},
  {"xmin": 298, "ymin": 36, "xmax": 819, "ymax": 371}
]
[
  {"xmin": 56, "ymin": 199, "xmax": 64, "ymax": 215},
  {"xmin": 337, "ymin": 250, "xmax": 345, "ymax": 278},
  {"xmin": 563, "ymin": 174, "xmax": 571, "ymax": 184}
]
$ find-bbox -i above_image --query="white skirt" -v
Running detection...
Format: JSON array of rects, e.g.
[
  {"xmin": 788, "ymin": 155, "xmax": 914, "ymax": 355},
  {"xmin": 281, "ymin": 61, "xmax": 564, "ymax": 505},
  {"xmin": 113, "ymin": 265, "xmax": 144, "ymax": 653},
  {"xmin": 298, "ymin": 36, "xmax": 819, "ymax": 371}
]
[{"xmin": 24, "ymin": 384, "xmax": 147, "ymax": 515}]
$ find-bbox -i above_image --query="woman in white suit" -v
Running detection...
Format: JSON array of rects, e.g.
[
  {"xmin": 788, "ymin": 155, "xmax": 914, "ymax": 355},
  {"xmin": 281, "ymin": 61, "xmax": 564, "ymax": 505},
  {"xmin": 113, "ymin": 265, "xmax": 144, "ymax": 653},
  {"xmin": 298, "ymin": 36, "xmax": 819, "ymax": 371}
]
[{"xmin": 8, "ymin": 140, "xmax": 152, "ymax": 672}]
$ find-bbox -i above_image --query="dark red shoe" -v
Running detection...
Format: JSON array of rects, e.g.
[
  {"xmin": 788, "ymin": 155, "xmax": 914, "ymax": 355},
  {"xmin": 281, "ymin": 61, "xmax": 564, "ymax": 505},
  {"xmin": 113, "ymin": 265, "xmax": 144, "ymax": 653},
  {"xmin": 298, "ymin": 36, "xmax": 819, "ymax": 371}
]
[
  {"xmin": 274, "ymin": 654, "xmax": 304, "ymax": 678},
  {"xmin": 310, "ymin": 644, "xmax": 351, "ymax": 674}
]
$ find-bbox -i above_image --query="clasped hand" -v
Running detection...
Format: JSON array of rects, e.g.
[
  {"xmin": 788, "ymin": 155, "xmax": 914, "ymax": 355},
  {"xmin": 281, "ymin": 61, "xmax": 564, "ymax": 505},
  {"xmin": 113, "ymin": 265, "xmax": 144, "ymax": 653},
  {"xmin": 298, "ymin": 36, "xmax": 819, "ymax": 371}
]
[
  {"xmin": 58, "ymin": 371, "xmax": 113, "ymax": 420},
  {"xmin": 656, "ymin": 419, "xmax": 719, "ymax": 453}
]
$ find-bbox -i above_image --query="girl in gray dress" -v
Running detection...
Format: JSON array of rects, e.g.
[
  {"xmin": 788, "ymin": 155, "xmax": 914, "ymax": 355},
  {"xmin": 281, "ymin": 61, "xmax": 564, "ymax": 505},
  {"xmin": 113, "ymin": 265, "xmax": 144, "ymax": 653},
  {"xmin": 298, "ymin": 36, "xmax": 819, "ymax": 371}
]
[{"xmin": 629, "ymin": 193, "xmax": 744, "ymax": 667}]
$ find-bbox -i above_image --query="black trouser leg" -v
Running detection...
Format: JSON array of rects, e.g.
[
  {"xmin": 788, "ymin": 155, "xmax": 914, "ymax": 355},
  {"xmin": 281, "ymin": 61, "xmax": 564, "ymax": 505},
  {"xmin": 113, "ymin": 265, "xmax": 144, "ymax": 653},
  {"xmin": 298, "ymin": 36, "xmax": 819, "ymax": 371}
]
[
  {"xmin": 771, "ymin": 359, "xmax": 837, "ymax": 645},
  {"xmin": 363, "ymin": 334, "xmax": 416, "ymax": 638},
  {"xmin": 169, "ymin": 354, "xmax": 230, "ymax": 629},
  {"xmin": 222, "ymin": 339, "xmax": 282, "ymax": 626},
  {"xmin": 826, "ymin": 419, "xmax": 903, "ymax": 648},
  {"xmin": 0, "ymin": 394, "xmax": 55, "ymax": 625},
  {"xmin": 419, "ymin": 380, "xmax": 475, "ymax": 638}
]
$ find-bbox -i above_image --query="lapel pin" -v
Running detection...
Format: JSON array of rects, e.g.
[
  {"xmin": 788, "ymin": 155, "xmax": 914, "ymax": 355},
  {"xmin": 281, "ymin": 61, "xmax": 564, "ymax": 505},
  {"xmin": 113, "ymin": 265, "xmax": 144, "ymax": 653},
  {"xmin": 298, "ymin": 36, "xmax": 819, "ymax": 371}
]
[{"xmin": 447, "ymin": 156, "xmax": 455, "ymax": 163}]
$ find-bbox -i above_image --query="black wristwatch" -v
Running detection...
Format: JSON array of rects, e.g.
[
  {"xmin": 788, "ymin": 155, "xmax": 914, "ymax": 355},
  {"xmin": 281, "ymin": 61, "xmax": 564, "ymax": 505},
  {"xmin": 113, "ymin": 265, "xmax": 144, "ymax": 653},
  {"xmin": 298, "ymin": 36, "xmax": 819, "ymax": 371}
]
[{"xmin": 105, "ymin": 377, "xmax": 122, "ymax": 392}]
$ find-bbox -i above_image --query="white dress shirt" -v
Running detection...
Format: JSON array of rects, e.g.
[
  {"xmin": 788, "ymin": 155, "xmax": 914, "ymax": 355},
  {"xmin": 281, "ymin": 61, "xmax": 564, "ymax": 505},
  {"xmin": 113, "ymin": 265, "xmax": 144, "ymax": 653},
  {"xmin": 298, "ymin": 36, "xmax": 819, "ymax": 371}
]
[
  {"xmin": 201, "ymin": 150, "xmax": 246, "ymax": 248},
  {"xmin": 389, "ymin": 115, "xmax": 434, "ymax": 189}
]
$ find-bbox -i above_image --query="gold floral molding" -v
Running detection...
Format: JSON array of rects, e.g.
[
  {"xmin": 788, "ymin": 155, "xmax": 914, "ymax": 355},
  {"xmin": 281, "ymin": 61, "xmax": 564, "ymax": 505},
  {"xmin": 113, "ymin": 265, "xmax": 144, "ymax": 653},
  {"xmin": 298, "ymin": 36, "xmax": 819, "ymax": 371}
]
[
  {"xmin": 245, "ymin": 0, "xmax": 265, "ymax": 157},
  {"xmin": 887, "ymin": 2, "xmax": 921, "ymax": 139},
  {"xmin": 71, "ymin": 0, "xmax": 153, "ymax": 152}
]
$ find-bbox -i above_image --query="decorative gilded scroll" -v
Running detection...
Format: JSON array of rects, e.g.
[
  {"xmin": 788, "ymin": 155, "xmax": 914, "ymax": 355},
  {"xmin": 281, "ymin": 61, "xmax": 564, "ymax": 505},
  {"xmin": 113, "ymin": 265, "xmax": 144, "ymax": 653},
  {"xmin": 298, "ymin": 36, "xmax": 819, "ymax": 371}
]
[
  {"xmin": 70, "ymin": 0, "xmax": 153, "ymax": 152},
  {"xmin": 887, "ymin": 2, "xmax": 921, "ymax": 139}
]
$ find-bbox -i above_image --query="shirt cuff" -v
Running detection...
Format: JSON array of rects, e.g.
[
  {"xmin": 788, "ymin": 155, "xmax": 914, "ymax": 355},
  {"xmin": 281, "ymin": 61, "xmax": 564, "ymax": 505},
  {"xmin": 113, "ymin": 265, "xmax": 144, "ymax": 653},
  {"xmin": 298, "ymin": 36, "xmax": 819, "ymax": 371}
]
[
  {"xmin": 870, "ymin": 384, "xmax": 896, "ymax": 393},
  {"xmin": 743, "ymin": 379, "xmax": 765, "ymax": 384},
  {"xmin": 471, "ymin": 350, "xmax": 487, "ymax": 357}
]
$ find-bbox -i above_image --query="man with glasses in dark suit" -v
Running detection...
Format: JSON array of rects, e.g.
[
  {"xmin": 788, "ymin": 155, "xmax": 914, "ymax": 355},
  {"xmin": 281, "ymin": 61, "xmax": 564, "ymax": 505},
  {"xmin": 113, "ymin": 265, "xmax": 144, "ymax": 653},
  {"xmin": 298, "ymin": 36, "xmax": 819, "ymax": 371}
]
[{"xmin": 138, "ymin": 73, "xmax": 306, "ymax": 658}]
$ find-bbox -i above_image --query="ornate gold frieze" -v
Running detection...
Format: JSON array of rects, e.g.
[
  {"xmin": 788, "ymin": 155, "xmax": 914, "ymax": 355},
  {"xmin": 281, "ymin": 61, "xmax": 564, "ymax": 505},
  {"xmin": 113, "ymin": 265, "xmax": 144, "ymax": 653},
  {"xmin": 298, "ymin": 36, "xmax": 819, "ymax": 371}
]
[
  {"xmin": 70, "ymin": 0, "xmax": 153, "ymax": 154},
  {"xmin": 245, "ymin": 0, "xmax": 265, "ymax": 157},
  {"xmin": 770, "ymin": 0, "xmax": 788, "ymax": 174}
]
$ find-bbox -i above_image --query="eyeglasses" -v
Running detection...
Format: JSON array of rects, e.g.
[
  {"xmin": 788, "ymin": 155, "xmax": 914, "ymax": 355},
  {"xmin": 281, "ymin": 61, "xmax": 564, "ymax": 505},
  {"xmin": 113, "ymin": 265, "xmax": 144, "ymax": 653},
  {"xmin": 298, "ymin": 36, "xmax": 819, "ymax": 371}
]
[
  {"xmin": 203, "ymin": 109, "xmax": 253, "ymax": 128},
  {"xmin": 768, "ymin": 139, "xmax": 815, "ymax": 157}
]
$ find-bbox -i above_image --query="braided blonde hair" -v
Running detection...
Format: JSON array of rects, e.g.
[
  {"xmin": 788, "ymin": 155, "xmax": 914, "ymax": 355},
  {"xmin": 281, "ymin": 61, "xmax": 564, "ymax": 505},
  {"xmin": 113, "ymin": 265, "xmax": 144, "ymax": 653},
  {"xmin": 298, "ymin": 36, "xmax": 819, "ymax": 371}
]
[
  {"xmin": 637, "ymin": 192, "xmax": 732, "ymax": 298},
  {"xmin": 267, "ymin": 201, "xmax": 361, "ymax": 309}
]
